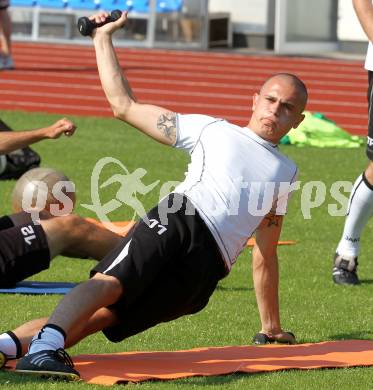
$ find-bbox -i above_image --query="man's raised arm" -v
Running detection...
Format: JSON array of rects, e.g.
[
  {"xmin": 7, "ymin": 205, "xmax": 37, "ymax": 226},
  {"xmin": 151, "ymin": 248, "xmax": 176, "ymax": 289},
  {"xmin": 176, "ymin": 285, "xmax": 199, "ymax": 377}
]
[{"xmin": 91, "ymin": 11, "xmax": 177, "ymax": 146}]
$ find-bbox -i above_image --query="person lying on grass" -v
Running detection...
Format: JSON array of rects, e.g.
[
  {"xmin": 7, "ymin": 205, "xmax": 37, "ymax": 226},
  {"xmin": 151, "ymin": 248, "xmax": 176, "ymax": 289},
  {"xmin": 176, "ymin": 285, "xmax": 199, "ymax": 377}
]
[{"xmin": 0, "ymin": 117, "xmax": 122, "ymax": 369}]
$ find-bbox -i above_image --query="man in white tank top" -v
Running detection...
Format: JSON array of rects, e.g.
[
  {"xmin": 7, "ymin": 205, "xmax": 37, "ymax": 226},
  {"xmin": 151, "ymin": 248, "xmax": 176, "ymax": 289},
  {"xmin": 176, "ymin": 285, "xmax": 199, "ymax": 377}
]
[
  {"xmin": 11, "ymin": 12, "xmax": 309, "ymax": 379},
  {"xmin": 332, "ymin": 0, "xmax": 373, "ymax": 285}
]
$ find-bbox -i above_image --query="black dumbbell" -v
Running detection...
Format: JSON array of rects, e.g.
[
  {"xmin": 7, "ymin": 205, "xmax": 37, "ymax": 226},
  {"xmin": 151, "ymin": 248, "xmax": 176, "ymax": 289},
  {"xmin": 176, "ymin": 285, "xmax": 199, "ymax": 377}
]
[{"xmin": 77, "ymin": 9, "xmax": 122, "ymax": 37}]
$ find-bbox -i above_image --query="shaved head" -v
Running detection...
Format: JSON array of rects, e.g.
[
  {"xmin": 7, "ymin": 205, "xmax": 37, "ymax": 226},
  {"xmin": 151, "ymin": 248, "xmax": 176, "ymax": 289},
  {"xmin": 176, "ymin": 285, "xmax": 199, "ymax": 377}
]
[
  {"xmin": 248, "ymin": 72, "xmax": 308, "ymax": 143},
  {"xmin": 261, "ymin": 73, "xmax": 308, "ymax": 111}
]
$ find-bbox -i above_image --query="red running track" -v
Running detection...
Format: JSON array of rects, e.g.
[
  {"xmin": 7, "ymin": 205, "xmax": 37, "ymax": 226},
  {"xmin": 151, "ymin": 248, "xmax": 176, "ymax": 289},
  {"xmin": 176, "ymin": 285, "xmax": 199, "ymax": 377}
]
[{"xmin": 0, "ymin": 42, "xmax": 368, "ymax": 135}]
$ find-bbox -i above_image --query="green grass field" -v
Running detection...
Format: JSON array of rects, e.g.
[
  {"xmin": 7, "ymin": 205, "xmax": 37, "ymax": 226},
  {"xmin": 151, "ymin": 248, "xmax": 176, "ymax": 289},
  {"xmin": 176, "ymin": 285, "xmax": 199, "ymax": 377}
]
[{"xmin": 0, "ymin": 109, "xmax": 373, "ymax": 389}]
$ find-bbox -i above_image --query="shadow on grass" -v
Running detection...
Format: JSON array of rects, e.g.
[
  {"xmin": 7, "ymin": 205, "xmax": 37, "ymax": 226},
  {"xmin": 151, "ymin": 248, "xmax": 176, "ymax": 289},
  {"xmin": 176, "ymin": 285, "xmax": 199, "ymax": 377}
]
[
  {"xmin": 1, "ymin": 370, "xmax": 251, "ymax": 387},
  {"xmin": 0, "ymin": 370, "xmax": 65, "ymax": 386},
  {"xmin": 216, "ymin": 285, "xmax": 253, "ymax": 292},
  {"xmin": 358, "ymin": 279, "xmax": 373, "ymax": 285},
  {"xmin": 328, "ymin": 332, "xmax": 373, "ymax": 340},
  {"xmin": 144, "ymin": 372, "xmax": 251, "ymax": 387}
]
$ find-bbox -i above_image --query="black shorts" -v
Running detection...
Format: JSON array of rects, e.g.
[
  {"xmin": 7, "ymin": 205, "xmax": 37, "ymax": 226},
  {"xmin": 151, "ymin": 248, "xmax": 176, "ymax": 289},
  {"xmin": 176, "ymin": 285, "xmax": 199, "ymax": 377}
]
[
  {"xmin": 0, "ymin": 222, "xmax": 50, "ymax": 287},
  {"xmin": 91, "ymin": 193, "xmax": 227, "ymax": 342},
  {"xmin": 367, "ymin": 71, "xmax": 373, "ymax": 160},
  {"xmin": 0, "ymin": 0, "xmax": 9, "ymax": 10}
]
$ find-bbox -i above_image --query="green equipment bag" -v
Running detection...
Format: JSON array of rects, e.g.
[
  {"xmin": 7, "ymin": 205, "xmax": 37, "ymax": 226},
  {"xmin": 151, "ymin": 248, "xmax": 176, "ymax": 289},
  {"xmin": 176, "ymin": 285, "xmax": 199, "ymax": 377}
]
[{"xmin": 280, "ymin": 112, "xmax": 364, "ymax": 148}]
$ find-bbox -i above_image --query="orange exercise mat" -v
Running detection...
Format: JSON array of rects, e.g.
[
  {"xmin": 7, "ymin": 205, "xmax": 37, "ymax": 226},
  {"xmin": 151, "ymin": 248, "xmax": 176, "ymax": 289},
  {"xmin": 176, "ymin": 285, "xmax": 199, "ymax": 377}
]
[
  {"xmin": 85, "ymin": 219, "xmax": 296, "ymax": 247},
  {"xmin": 7, "ymin": 340, "xmax": 373, "ymax": 385}
]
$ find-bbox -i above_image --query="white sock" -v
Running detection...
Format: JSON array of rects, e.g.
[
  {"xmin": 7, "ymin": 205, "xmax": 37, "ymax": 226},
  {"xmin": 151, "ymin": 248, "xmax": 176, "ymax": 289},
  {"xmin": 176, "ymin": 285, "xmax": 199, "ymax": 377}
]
[
  {"xmin": 336, "ymin": 173, "xmax": 373, "ymax": 257},
  {"xmin": 28, "ymin": 325, "xmax": 65, "ymax": 355},
  {"xmin": 0, "ymin": 332, "xmax": 18, "ymax": 359}
]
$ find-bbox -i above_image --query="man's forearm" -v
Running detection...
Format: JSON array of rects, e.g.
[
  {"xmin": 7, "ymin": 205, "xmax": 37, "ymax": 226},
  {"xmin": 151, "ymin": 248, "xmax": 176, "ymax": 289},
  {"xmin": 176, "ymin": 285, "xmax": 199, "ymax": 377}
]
[
  {"xmin": 93, "ymin": 35, "xmax": 136, "ymax": 118},
  {"xmin": 0, "ymin": 129, "xmax": 46, "ymax": 154},
  {"xmin": 252, "ymin": 249, "xmax": 281, "ymax": 334}
]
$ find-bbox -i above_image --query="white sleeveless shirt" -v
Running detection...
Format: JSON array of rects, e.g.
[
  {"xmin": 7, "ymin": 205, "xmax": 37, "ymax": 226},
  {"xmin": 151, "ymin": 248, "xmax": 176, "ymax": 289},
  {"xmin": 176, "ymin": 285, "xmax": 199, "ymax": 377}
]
[{"xmin": 173, "ymin": 114, "xmax": 298, "ymax": 271}]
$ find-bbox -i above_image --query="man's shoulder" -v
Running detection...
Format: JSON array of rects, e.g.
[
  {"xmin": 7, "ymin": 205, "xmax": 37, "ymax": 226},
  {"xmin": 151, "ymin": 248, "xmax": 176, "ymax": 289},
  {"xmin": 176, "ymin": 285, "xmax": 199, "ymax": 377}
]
[{"xmin": 178, "ymin": 113, "xmax": 224, "ymax": 126}]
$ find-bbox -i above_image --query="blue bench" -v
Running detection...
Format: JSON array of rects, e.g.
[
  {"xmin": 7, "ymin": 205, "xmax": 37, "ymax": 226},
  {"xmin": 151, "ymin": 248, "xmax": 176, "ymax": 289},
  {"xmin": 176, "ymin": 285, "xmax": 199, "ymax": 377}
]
[
  {"xmin": 36, "ymin": 0, "xmax": 67, "ymax": 8},
  {"xmin": 157, "ymin": 0, "xmax": 182, "ymax": 13},
  {"xmin": 68, "ymin": 0, "xmax": 99, "ymax": 10},
  {"xmin": 11, "ymin": 0, "xmax": 183, "ymax": 11},
  {"xmin": 11, "ymin": 0, "xmax": 36, "ymax": 6}
]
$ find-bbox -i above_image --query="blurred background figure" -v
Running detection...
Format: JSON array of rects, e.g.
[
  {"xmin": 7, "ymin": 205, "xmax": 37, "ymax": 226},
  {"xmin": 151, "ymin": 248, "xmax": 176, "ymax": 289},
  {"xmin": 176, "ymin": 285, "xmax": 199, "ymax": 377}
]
[
  {"xmin": 0, "ymin": 0, "xmax": 14, "ymax": 70},
  {"xmin": 179, "ymin": 0, "xmax": 200, "ymax": 43}
]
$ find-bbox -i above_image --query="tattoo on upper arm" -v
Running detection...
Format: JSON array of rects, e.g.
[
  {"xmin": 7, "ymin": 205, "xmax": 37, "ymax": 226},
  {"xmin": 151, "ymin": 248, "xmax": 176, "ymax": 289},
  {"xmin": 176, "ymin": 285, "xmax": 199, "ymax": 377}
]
[
  {"xmin": 263, "ymin": 214, "xmax": 282, "ymax": 228},
  {"xmin": 157, "ymin": 112, "xmax": 177, "ymax": 143}
]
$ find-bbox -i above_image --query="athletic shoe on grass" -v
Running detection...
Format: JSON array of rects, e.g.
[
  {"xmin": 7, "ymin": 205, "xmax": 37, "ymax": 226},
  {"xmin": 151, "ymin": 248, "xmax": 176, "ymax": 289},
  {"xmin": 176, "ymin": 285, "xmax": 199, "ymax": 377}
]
[
  {"xmin": 332, "ymin": 253, "xmax": 360, "ymax": 285},
  {"xmin": 15, "ymin": 348, "xmax": 80, "ymax": 381}
]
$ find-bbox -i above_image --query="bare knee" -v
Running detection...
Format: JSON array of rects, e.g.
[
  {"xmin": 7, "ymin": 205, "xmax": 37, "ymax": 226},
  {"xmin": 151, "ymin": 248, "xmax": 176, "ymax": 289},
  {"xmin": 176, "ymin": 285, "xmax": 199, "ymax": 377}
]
[
  {"xmin": 90, "ymin": 273, "xmax": 124, "ymax": 303},
  {"xmin": 39, "ymin": 214, "xmax": 90, "ymax": 258},
  {"xmin": 55, "ymin": 214, "xmax": 91, "ymax": 241},
  {"xmin": 60, "ymin": 213, "xmax": 84, "ymax": 228}
]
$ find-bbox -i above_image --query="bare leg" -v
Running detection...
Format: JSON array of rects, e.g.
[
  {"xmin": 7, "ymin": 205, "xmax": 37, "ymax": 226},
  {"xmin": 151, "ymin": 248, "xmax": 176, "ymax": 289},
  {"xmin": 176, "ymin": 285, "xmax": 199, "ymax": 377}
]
[
  {"xmin": 47, "ymin": 273, "xmax": 123, "ymax": 337},
  {"xmin": 65, "ymin": 306, "xmax": 118, "ymax": 348},
  {"xmin": 0, "ymin": 9, "xmax": 11, "ymax": 56},
  {"xmin": 39, "ymin": 214, "xmax": 122, "ymax": 260},
  {"xmin": 12, "ymin": 318, "xmax": 48, "ymax": 356},
  {"xmin": 9, "ymin": 306, "xmax": 118, "ymax": 357}
]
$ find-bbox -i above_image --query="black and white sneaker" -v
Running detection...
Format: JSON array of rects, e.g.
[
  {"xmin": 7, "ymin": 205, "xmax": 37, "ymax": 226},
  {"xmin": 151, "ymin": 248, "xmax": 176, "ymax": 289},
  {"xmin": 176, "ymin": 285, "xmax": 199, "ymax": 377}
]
[
  {"xmin": 332, "ymin": 253, "xmax": 360, "ymax": 285},
  {"xmin": 0, "ymin": 351, "xmax": 7, "ymax": 369},
  {"xmin": 15, "ymin": 348, "xmax": 80, "ymax": 381}
]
